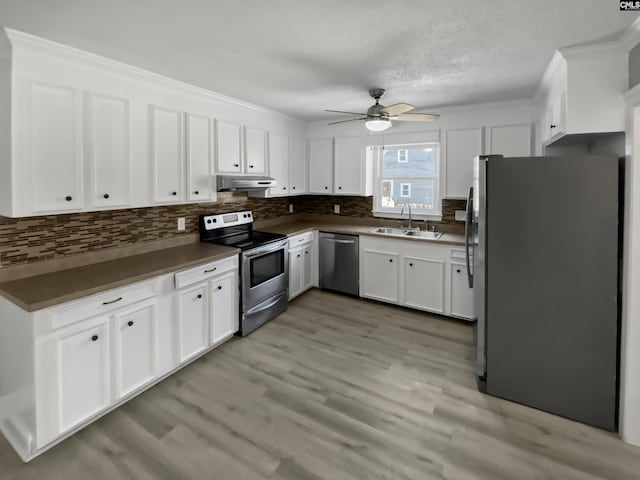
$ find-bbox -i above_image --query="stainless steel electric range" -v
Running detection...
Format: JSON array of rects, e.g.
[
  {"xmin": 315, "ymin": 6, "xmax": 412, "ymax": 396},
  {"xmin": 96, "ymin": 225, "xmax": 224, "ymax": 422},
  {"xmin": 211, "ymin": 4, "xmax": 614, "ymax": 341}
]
[{"xmin": 199, "ymin": 210, "xmax": 288, "ymax": 336}]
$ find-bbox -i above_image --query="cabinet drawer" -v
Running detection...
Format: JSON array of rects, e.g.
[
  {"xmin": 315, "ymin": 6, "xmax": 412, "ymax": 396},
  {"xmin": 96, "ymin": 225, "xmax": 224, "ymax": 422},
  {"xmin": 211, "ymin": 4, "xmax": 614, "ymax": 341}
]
[
  {"xmin": 450, "ymin": 248, "xmax": 466, "ymax": 260},
  {"xmin": 39, "ymin": 280, "xmax": 156, "ymax": 334},
  {"xmin": 174, "ymin": 255, "xmax": 237, "ymax": 289},
  {"xmin": 289, "ymin": 231, "xmax": 313, "ymax": 247}
]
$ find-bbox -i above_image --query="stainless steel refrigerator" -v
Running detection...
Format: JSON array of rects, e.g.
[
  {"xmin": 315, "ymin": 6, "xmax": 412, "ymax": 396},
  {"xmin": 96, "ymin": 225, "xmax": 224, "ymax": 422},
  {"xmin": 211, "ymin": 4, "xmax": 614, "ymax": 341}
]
[{"xmin": 466, "ymin": 154, "xmax": 620, "ymax": 431}]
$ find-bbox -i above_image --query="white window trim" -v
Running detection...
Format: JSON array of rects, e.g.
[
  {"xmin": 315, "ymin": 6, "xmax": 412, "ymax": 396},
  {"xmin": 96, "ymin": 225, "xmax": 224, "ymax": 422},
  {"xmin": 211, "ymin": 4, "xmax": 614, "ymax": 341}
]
[
  {"xmin": 372, "ymin": 142, "xmax": 442, "ymax": 218},
  {"xmin": 397, "ymin": 149, "xmax": 408, "ymax": 163},
  {"xmin": 400, "ymin": 182, "xmax": 411, "ymax": 197}
]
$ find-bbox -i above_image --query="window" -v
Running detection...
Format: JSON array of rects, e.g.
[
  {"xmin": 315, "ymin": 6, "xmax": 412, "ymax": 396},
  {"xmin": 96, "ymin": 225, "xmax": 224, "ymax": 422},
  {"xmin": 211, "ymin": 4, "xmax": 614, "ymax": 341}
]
[{"xmin": 374, "ymin": 143, "xmax": 440, "ymax": 216}]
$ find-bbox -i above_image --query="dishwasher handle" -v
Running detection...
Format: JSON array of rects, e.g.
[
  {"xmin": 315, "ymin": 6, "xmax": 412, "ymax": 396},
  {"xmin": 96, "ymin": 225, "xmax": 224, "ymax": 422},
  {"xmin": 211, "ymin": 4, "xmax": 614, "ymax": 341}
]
[{"xmin": 322, "ymin": 238, "xmax": 356, "ymax": 244}]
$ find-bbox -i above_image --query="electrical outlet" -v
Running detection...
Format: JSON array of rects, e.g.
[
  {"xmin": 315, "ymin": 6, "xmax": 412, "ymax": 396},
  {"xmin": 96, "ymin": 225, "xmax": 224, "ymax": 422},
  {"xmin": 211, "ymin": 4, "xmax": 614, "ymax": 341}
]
[
  {"xmin": 454, "ymin": 210, "xmax": 466, "ymax": 221},
  {"xmin": 334, "ymin": 204, "xmax": 340, "ymax": 214},
  {"xmin": 289, "ymin": 204, "xmax": 294, "ymax": 213},
  {"xmin": 177, "ymin": 217, "xmax": 186, "ymax": 231}
]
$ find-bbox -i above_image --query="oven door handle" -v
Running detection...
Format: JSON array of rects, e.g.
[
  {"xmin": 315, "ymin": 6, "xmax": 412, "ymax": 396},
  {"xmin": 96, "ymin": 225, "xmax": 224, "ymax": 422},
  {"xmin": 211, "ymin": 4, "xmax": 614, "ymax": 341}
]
[
  {"xmin": 246, "ymin": 293, "xmax": 287, "ymax": 315},
  {"xmin": 243, "ymin": 240, "xmax": 288, "ymax": 258}
]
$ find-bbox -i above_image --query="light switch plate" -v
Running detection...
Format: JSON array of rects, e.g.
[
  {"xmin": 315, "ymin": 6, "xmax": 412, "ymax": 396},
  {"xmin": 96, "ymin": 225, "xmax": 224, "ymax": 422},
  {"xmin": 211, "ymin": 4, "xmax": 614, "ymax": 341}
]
[
  {"xmin": 177, "ymin": 217, "xmax": 186, "ymax": 231},
  {"xmin": 334, "ymin": 204, "xmax": 340, "ymax": 214},
  {"xmin": 289, "ymin": 204, "xmax": 294, "ymax": 213},
  {"xmin": 455, "ymin": 210, "xmax": 466, "ymax": 221}
]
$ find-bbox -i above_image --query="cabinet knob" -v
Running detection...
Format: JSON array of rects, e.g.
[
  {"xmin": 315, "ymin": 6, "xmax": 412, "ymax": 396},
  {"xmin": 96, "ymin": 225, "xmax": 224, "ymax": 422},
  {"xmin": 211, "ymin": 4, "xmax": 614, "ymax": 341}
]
[
  {"xmin": 324, "ymin": 186, "xmax": 328, "ymax": 190},
  {"xmin": 338, "ymin": 186, "xmax": 342, "ymax": 190},
  {"xmin": 456, "ymin": 269, "xmax": 461, "ymax": 273},
  {"xmin": 292, "ymin": 186, "xmax": 296, "ymax": 190},
  {"xmin": 197, "ymin": 294, "xmax": 202, "ymax": 299},
  {"xmin": 172, "ymin": 191, "xmax": 177, "ymax": 196},
  {"xmin": 550, "ymin": 124, "xmax": 557, "ymax": 129},
  {"xmin": 233, "ymin": 163, "xmax": 239, "ymax": 167},
  {"xmin": 283, "ymin": 187, "xmax": 287, "ymax": 190},
  {"xmin": 409, "ymin": 262, "xmax": 413, "ymax": 267},
  {"xmin": 194, "ymin": 190, "xmax": 199, "ymax": 195},
  {"xmin": 91, "ymin": 335, "xmax": 99, "ymax": 342},
  {"xmin": 127, "ymin": 320, "xmax": 134, "ymax": 327},
  {"xmin": 65, "ymin": 196, "xmax": 73, "ymax": 202},
  {"xmin": 249, "ymin": 164, "xmax": 254, "ymax": 168},
  {"xmin": 297, "ymin": 254, "xmax": 301, "ymax": 258},
  {"xmin": 305, "ymin": 251, "xmax": 309, "ymax": 255},
  {"xmin": 217, "ymin": 285, "xmax": 222, "ymax": 290},
  {"xmin": 103, "ymin": 194, "xmax": 110, "ymax": 199},
  {"xmin": 389, "ymin": 259, "xmax": 393, "ymax": 263}
]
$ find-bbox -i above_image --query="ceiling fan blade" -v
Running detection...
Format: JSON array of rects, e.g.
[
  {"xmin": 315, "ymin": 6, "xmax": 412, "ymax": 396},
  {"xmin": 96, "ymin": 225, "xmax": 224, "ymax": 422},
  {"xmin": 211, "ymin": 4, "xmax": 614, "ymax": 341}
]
[
  {"xmin": 380, "ymin": 103, "xmax": 415, "ymax": 116},
  {"xmin": 394, "ymin": 113, "xmax": 440, "ymax": 121},
  {"xmin": 328, "ymin": 117, "xmax": 367, "ymax": 125},
  {"xmin": 325, "ymin": 109, "xmax": 368, "ymax": 116}
]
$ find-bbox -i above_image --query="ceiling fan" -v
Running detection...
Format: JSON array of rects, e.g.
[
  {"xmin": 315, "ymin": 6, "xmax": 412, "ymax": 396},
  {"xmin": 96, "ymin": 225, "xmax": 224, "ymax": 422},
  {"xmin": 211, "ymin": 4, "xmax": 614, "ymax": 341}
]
[{"xmin": 325, "ymin": 88, "xmax": 440, "ymax": 132}]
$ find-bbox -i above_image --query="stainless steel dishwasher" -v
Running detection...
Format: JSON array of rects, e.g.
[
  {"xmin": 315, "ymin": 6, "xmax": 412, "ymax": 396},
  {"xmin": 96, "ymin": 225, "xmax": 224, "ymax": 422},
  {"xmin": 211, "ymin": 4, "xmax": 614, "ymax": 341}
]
[{"xmin": 318, "ymin": 232, "xmax": 359, "ymax": 296}]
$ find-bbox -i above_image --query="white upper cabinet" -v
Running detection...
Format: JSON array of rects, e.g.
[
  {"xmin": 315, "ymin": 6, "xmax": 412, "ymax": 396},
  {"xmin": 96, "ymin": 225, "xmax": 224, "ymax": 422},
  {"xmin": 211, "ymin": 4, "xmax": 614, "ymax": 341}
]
[
  {"xmin": 445, "ymin": 127, "xmax": 483, "ymax": 198},
  {"xmin": 538, "ymin": 47, "xmax": 627, "ymax": 145},
  {"xmin": 185, "ymin": 113, "xmax": 214, "ymax": 202},
  {"xmin": 86, "ymin": 93, "xmax": 131, "ymax": 209},
  {"xmin": 28, "ymin": 82, "xmax": 84, "ymax": 214},
  {"xmin": 334, "ymin": 136, "xmax": 366, "ymax": 195},
  {"xmin": 216, "ymin": 121, "xmax": 243, "ymax": 174},
  {"xmin": 489, "ymin": 124, "xmax": 532, "ymax": 157},
  {"xmin": 150, "ymin": 105, "xmax": 184, "ymax": 204},
  {"xmin": 244, "ymin": 127, "xmax": 266, "ymax": 175},
  {"xmin": 309, "ymin": 138, "xmax": 334, "ymax": 194},
  {"xmin": 268, "ymin": 132, "xmax": 290, "ymax": 196},
  {"xmin": 289, "ymin": 137, "xmax": 307, "ymax": 195}
]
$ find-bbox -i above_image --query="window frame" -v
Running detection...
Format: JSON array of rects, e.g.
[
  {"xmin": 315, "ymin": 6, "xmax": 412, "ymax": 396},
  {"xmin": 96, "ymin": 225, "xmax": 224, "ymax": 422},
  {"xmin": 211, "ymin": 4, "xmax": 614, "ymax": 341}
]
[
  {"xmin": 397, "ymin": 149, "xmax": 408, "ymax": 163},
  {"xmin": 400, "ymin": 182, "xmax": 411, "ymax": 197},
  {"xmin": 372, "ymin": 142, "xmax": 441, "ymax": 219}
]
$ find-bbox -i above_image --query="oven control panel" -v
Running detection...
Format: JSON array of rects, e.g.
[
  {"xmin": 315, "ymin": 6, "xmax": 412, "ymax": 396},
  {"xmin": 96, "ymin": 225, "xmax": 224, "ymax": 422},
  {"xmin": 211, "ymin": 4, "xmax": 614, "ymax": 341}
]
[{"xmin": 201, "ymin": 210, "xmax": 253, "ymax": 230}]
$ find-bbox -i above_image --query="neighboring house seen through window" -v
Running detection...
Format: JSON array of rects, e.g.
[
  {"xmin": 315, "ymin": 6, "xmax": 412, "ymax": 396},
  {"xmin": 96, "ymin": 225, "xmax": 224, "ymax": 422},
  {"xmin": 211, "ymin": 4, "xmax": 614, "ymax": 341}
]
[{"xmin": 374, "ymin": 142, "xmax": 440, "ymax": 217}]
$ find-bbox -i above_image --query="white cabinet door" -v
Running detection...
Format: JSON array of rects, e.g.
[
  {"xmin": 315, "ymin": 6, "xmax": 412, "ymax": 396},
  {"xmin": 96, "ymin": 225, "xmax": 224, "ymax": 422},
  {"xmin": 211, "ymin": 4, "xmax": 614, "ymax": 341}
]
[
  {"xmin": 114, "ymin": 301, "xmax": 157, "ymax": 398},
  {"xmin": 361, "ymin": 249, "xmax": 399, "ymax": 303},
  {"xmin": 244, "ymin": 127, "xmax": 266, "ymax": 175},
  {"xmin": 450, "ymin": 262, "xmax": 474, "ymax": 320},
  {"xmin": 289, "ymin": 248, "xmax": 303, "ymax": 299},
  {"xmin": 334, "ymin": 136, "xmax": 363, "ymax": 194},
  {"xmin": 86, "ymin": 93, "xmax": 131, "ymax": 209},
  {"xmin": 185, "ymin": 113, "xmax": 213, "ymax": 202},
  {"xmin": 210, "ymin": 272, "xmax": 238, "ymax": 345},
  {"xmin": 404, "ymin": 256, "xmax": 445, "ymax": 313},
  {"xmin": 302, "ymin": 244, "xmax": 313, "ymax": 292},
  {"xmin": 177, "ymin": 284, "xmax": 209, "ymax": 363},
  {"xmin": 289, "ymin": 137, "xmax": 307, "ymax": 194},
  {"xmin": 489, "ymin": 124, "xmax": 532, "ymax": 157},
  {"xmin": 216, "ymin": 121, "xmax": 242, "ymax": 173},
  {"xmin": 445, "ymin": 127, "xmax": 483, "ymax": 198},
  {"xmin": 29, "ymin": 82, "xmax": 83, "ymax": 213},
  {"xmin": 268, "ymin": 133, "xmax": 290, "ymax": 196},
  {"xmin": 309, "ymin": 138, "xmax": 333, "ymax": 194},
  {"xmin": 150, "ymin": 105, "xmax": 184, "ymax": 203},
  {"xmin": 55, "ymin": 316, "xmax": 111, "ymax": 433}
]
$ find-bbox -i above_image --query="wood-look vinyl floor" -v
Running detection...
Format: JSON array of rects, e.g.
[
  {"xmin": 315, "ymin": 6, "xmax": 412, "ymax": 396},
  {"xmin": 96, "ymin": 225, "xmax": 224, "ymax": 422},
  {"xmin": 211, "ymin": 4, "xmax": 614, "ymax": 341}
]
[{"xmin": 2, "ymin": 288, "xmax": 640, "ymax": 479}]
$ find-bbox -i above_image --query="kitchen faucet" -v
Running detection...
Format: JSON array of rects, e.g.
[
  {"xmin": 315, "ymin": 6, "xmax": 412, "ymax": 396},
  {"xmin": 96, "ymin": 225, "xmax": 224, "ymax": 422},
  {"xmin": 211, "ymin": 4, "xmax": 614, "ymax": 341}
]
[{"xmin": 400, "ymin": 203, "xmax": 413, "ymax": 229}]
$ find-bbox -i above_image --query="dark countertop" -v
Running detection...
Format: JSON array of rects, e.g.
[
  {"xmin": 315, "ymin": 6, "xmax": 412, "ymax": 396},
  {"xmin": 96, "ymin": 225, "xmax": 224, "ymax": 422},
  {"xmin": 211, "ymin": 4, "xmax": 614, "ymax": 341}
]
[
  {"xmin": 0, "ymin": 243, "xmax": 239, "ymax": 312},
  {"xmin": 260, "ymin": 220, "xmax": 466, "ymax": 246}
]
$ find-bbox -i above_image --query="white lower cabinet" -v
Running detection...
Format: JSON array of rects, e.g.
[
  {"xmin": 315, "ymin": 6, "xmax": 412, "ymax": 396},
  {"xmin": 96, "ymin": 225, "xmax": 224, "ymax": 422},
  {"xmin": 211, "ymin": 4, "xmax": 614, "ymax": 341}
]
[
  {"xmin": 288, "ymin": 233, "xmax": 315, "ymax": 299},
  {"xmin": 113, "ymin": 301, "xmax": 158, "ymax": 398},
  {"xmin": 54, "ymin": 316, "xmax": 111, "ymax": 435},
  {"xmin": 450, "ymin": 262, "xmax": 474, "ymax": 319},
  {"xmin": 360, "ymin": 236, "xmax": 473, "ymax": 320},
  {"xmin": 210, "ymin": 271, "xmax": 238, "ymax": 345},
  {"xmin": 404, "ymin": 257, "xmax": 444, "ymax": 313},
  {"xmin": 177, "ymin": 283, "xmax": 210, "ymax": 363},
  {"xmin": 361, "ymin": 249, "xmax": 400, "ymax": 303},
  {"xmin": 0, "ymin": 254, "xmax": 240, "ymax": 462}
]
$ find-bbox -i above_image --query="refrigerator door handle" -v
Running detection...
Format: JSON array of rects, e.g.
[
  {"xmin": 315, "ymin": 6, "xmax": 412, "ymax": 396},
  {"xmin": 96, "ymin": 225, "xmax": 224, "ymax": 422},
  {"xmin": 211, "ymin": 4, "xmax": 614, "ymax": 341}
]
[{"xmin": 465, "ymin": 186, "xmax": 474, "ymax": 288}]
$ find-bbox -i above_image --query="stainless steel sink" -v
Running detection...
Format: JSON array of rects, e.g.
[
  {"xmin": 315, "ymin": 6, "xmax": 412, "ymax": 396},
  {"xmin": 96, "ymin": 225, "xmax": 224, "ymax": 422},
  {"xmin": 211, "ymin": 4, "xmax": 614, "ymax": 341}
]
[
  {"xmin": 404, "ymin": 230, "xmax": 444, "ymax": 239},
  {"xmin": 371, "ymin": 227, "xmax": 443, "ymax": 239}
]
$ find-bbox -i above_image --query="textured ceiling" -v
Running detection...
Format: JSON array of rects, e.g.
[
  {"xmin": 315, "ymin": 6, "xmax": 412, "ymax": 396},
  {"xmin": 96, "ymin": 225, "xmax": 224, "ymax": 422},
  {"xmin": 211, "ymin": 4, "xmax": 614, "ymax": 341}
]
[{"xmin": 0, "ymin": 0, "xmax": 637, "ymax": 120}]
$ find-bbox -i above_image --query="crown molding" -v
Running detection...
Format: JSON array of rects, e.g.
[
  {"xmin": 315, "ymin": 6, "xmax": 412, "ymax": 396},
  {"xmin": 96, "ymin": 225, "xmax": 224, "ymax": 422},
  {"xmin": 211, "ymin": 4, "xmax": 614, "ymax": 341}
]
[
  {"xmin": 3, "ymin": 28, "xmax": 304, "ymax": 123},
  {"xmin": 620, "ymin": 17, "xmax": 640, "ymax": 51}
]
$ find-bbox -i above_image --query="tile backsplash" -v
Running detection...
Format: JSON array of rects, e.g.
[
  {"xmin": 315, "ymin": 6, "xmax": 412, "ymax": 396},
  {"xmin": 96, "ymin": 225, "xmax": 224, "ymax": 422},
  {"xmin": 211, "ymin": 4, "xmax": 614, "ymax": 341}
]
[{"xmin": 0, "ymin": 194, "xmax": 466, "ymax": 267}]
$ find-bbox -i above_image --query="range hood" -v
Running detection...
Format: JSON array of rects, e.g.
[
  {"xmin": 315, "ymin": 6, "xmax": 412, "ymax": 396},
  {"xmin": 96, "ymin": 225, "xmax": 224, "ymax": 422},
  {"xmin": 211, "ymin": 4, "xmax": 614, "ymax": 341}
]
[{"xmin": 216, "ymin": 175, "xmax": 276, "ymax": 192}]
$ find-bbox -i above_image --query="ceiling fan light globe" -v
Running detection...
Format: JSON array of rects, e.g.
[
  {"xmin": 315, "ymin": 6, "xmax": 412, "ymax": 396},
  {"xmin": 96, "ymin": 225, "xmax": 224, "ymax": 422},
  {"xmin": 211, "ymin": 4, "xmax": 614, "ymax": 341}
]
[{"xmin": 365, "ymin": 118, "xmax": 392, "ymax": 132}]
